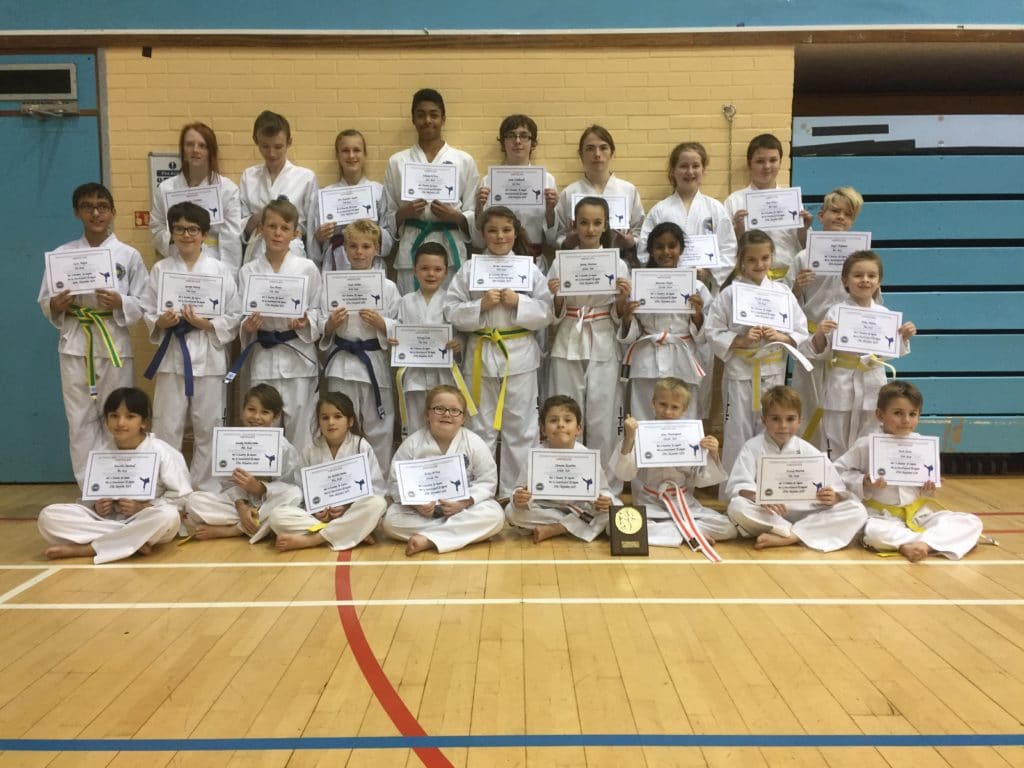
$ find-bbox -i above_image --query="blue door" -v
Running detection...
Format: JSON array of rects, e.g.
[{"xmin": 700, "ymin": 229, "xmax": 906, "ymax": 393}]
[{"xmin": 1, "ymin": 53, "xmax": 102, "ymax": 481}]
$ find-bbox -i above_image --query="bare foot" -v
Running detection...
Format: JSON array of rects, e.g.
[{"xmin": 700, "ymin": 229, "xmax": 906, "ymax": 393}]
[
  {"xmin": 405, "ymin": 534, "xmax": 435, "ymax": 556},
  {"xmin": 532, "ymin": 523, "xmax": 567, "ymax": 543},
  {"xmin": 138, "ymin": 543, "xmax": 153, "ymax": 556},
  {"xmin": 275, "ymin": 532, "xmax": 325, "ymax": 551},
  {"xmin": 44, "ymin": 543, "xmax": 95, "ymax": 560},
  {"xmin": 899, "ymin": 541, "xmax": 930, "ymax": 563},
  {"xmin": 704, "ymin": 533, "xmax": 717, "ymax": 546},
  {"xmin": 754, "ymin": 532, "xmax": 800, "ymax": 550},
  {"xmin": 363, "ymin": 533, "xmax": 376, "ymax": 546},
  {"xmin": 194, "ymin": 524, "xmax": 242, "ymax": 540}
]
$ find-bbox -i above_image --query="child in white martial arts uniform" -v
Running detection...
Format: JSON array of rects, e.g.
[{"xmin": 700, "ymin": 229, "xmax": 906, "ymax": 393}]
[
  {"xmin": 835, "ymin": 381, "xmax": 983, "ymax": 561},
  {"xmin": 143, "ymin": 202, "xmax": 241, "ymax": 492},
  {"xmin": 150, "ymin": 122, "xmax": 243, "ymax": 271},
  {"xmin": 38, "ymin": 388, "xmax": 190, "ymax": 564},
  {"xmin": 444, "ymin": 206, "xmax": 554, "ymax": 498},
  {"xmin": 807, "ymin": 250, "xmax": 916, "ymax": 459},
  {"xmin": 613, "ymin": 377, "xmax": 736, "ymax": 547},
  {"xmin": 308, "ymin": 129, "xmax": 395, "ymax": 272},
  {"xmin": 233, "ymin": 199, "xmax": 323, "ymax": 451},
  {"xmin": 726, "ymin": 385, "xmax": 867, "ymax": 551},
  {"xmin": 705, "ymin": 230, "xmax": 809, "ymax": 475},
  {"xmin": 554, "ymin": 125, "xmax": 644, "ymax": 255},
  {"xmin": 39, "ymin": 183, "xmax": 148, "ymax": 487},
  {"xmin": 474, "ymin": 114, "xmax": 559, "ymax": 265},
  {"xmin": 724, "ymin": 133, "xmax": 812, "ymax": 282},
  {"xmin": 547, "ymin": 196, "xmax": 630, "ymax": 492},
  {"xmin": 392, "ymin": 242, "xmax": 473, "ymax": 437},
  {"xmin": 321, "ymin": 219, "xmax": 400, "ymax": 469},
  {"xmin": 382, "ymin": 385, "xmax": 505, "ymax": 556},
  {"xmin": 185, "ymin": 383, "xmax": 301, "ymax": 540},
  {"xmin": 619, "ymin": 222, "xmax": 711, "ymax": 422},
  {"xmin": 637, "ymin": 142, "xmax": 737, "ymax": 289},
  {"xmin": 269, "ymin": 392, "xmax": 387, "ymax": 552},
  {"xmin": 506, "ymin": 395, "xmax": 618, "ymax": 543},
  {"xmin": 384, "ymin": 88, "xmax": 479, "ymax": 294},
  {"xmin": 239, "ymin": 110, "xmax": 318, "ymax": 264}
]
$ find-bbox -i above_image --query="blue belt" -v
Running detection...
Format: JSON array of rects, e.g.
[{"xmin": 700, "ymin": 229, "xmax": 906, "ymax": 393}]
[
  {"xmin": 144, "ymin": 321, "xmax": 196, "ymax": 396},
  {"xmin": 225, "ymin": 329, "xmax": 300, "ymax": 384},
  {"xmin": 323, "ymin": 337, "xmax": 386, "ymax": 419}
]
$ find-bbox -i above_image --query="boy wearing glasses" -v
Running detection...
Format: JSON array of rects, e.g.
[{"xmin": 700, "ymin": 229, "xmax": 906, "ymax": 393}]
[
  {"xmin": 39, "ymin": 183, "xmax": 149, "ymax": 488},
  {"xmin": 142, "ymin": 202, "xmax": 241, "ymax": 492}
]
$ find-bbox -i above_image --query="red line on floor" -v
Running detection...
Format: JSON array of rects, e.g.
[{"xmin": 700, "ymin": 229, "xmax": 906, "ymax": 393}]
[{"xmin": 334, "ymin": 550, "xmax": 454, "ymax": 768}]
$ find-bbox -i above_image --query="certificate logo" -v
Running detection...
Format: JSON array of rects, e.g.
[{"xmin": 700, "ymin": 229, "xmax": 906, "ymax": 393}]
[
  {"xmin": 840, "ymin": 336, "xmax": 849, "ymax": 343},
  {"xmin": 398, "ymin": 353, "xmax": 406, "ymax": 360},
  {"xmin": 330, "ymin": 300, "xmax": 340, "ymax": 308},
  {"xmin": 563, "ymin": 281, "xmax": 571, "ymax": 289},
  {"xmin": 877, "ymin": 468, "xmax": 886, "ymax": 476},
  {"xmin": 56, "ymin": 281, "xmax": 65, "ymax": 289},
  {"xmin": 476, "ymin": 278, "xmax": 484, "ymax": 285},
  {"xmin": 811, "ymin": 261, "xmax": 821, "ymax": 268},
  {"xmin": 751, "ymin": 218, "xmax": 759, "ymax": 225},
  {"xmin": 494, "ymin": 194, "xmax": 502, "ymax": 201},
  {"xmin": 534, "ymin": 482, "xmax": 545, "ymax": 491},
  {"xmin": 312, "ymin": 496, "xmax": 321, "ymax": 505},
  {"xmin": 165, "ymin": 301, "xmax": 174, "ymax": 309},
  {"xmin": 407, "ymin": 188, "xmax": 415, "ymax": 195},
  {"xmin": 763, "ymin": 488, "xmax": 773, "ymax": 496},
  {"xmin": 644, "ymin": 451, "xmax": 653, "ymax": 459},
  {"xmin": 326, "ymin": 214, "xmax": 335, "ymax": 221},
  {"xmin": 739, "ymin": 310, "xmax": 748, "ymax": 318},
  {"xmin": 91, "ymin": 483, "xmax": 100, "ymax": 492},
  {"xmin": 219, "ymin": 460, "xmax": 228, "ymax": 468},
  {"xmin": 249, "ymin": 301, "xmax": 258, "ymax": 308}
]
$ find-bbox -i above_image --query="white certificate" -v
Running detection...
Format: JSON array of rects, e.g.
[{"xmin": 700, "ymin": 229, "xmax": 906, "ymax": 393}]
[
  {"xmin": 555, "ymin": 249, "xmax": 620, "ymax": 296},
  {"xmin": 630, "ymin": 268, "xmax": 697, "ymax": 314},
  {"xmin": 731, "ymin": 283, "xmax": 794, "ymax": 332},
  {"xmin": 163, "ymin": 184, "xmax": 224, "ymax": 225},
  {"xmin": 527, "ymin": 449, "xmax": 601, "ymax": 501},
  {"xmin": 806, "ymin": 231, "xmax": 872, "ymax": 274},
  {"xmin": 571, "ymin": 193, "xmax": 629, "ymax": 231},
  {"xmin": 391, "ymin": 324, "xmax": 454, "ymax": 368},
  {"xmin": 301, "ymin": 455, "xmax": 373, "ymax": 513},
  {"xmin": 45, "ymin": 248, "xmax": 116, "ymax": 295},
  {"xmin": 157, "ymin": 271, "xmax": 225, "ymax": 317},
  {"xmin": 243, "ymin": 274, "xmax": 307, "ymax": 319},
  {"xmin": 212, "ymin": 427, "xmax": 284, "ymax": 477},
  {"xmin": 469, "ymin": 254, "xmax": 534, "ymax": 290},
  {"xmin": 744, "ymin": 187, "xmax": 804, "ymax": 232},
  {"xmin": 869, "ymin": 434, "xmax": 941, "ymax": 488},
  {"xmin": 488, "ymin": 166, "xmax": 546, "ymax": 210},
  {"xmin": 82, "ymin": 450, "xmax": 160, "ymax": 501},
  {"xmin": 319, "ymin": 184, "xmax": 376, "ymax": 228},
  {"xmin": 833, "ymin": 306, "xmax": 903, "ymax": 358},
  {"xmin": 394, "ymin": 454, "xmax": 470, "ymax": 505},
  {"xmin": 634, "ymin": 420, "xmax": 706, "ymax": 468},
  {"xmin": 680, "ymin": 233, "xmax": 722, "ymax": 268},
  {"xmin": 401, "ymin": 163, "xmax": 459, "ymax": 203},
  {"xmin": 756, "ymin": 455, "xmax": 827, "ymax": 504},
  {"xmin": 324, "ymin": 270, "xmax": 386, "ymax": 312}
]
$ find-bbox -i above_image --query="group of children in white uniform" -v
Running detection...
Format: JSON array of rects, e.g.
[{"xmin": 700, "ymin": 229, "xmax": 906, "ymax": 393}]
[{"xmin": 35, "ymin": 89, "xmax": 985, "ymax": 564}]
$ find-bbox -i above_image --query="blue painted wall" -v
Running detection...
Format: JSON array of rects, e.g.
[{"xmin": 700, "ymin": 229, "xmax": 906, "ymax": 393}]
[{"xmin": 3, "ymin": 0, "xmax": 1023, "ymax": 31}]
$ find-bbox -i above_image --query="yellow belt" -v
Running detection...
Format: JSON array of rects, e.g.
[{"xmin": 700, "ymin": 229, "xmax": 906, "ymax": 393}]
[
  {"xmin": 866, "ymin": 497, "xmax": 928, "ymax": 533},
  {"xmin": 768, "ymin": 265, "xmax": 789, "ymax": 281},
  {"xmin": 472, "ymin": 327, "xmax": 531, "ymax": 430},
  {"xmin": 69, "ymin": 305, "xmax": 122, "ymax": 399},
  {"xmin": 395, "ymin": 363, "xmax": 477, "ymax": 435},
  {"xmin": 734, "ymin": 347, "xmax": 785, "ymax": 411}
]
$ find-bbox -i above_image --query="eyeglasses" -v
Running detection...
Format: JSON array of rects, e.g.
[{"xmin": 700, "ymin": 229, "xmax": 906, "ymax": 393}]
[
  {"xmin": 77, "ymin": 202, "xmax": 112, "ymax": 214},
  {"xmin": 430, "ymin": 406, "xmax": 464, "ymax": 417},
  {"xmin": 503, "ymin": 132, "xmax": 534, "ymax": 142},
  {"xmin": 171, "ymin": 225, "xmax": 202, "ymax": 236}
]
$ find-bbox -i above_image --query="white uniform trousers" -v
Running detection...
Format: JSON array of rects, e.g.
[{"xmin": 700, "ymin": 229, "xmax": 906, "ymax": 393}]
[
  {"xmin": 187, "ymin": 485, "xmax": 303, "ymax": 530},
  {"xmin": 721, "ymin": 374, "xmax": 783, "ymax": 479},
  {"xmin": 326, "ymin": 377, "xmax": 395, "ymax": 471},
  {"xmin": 864, "ymin": 508, "xmax": 982, "ymax": 560},
  {"xmin": 645, "ymin": 506, "xmax": 737, "ymax": 546},
  {"xmin": 60, "ymin": 353, "xmax": 135, "ymax": 487},
  {"xmin": 549, "ymin": 357, "xmax": 625, "ymax": 495},
  {"xmin": 727, "ymin": 496, "xmax": 867, "ymax": 552},
  {"xmin": 269, "ymin": 496, "xmax": 387, "ymax": 550},
  {"xmin": 251, "ymin": 375, "xmax": 317, "ymax": 452},
  {"xmin": 694, "ymin": 344, "xmax": 715, "ymax": 419},
  {"xmin": 505, "ymin": 501, "xmax": 609, "ymax": 542},
  {"xmin": 38, "ymin": 503, "xmax": 180, "ymax": 564},
  {"xmin": 469, "ymin": 372, "xmax": 539, "ymax": 498},
  {"xmin": 152, "ymin": 372, "xmax": 225, "ymax": 493},
  {"xmin": 382, "ymin": 500, "xmax": 505, "ymax": 553},
  {"xmin": 790, "ymin": 363, "xmax": 826, "ymax": 450}
]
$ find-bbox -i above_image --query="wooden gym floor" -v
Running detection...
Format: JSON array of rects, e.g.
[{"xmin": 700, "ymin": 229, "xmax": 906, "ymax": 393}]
[{"xmin": 0, "ymin": 478, "xmax": 1022, "ymax": 767}]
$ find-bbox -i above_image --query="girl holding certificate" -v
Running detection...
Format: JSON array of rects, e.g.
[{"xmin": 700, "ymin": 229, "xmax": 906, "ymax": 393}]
[
  {"xmin": 308, "ymin": 129, "xmax": 395, "ymax": 272},
  {"xmin": 382, "ymin": 386, "xmax": 504, "ymax": 556},
  {"xmin": 444, "ymin": 206, "xmax": 554, "ymax": 498},
  {"xmin": 807, "ymin": 251, "xmax": 916, "ymax": 458},
  {"xmin": 705, "ymin": 230, "xmax": 808, "ymax": 475},
  {"xmin": 143, "ymin": 202, "xmax": 241, "ymax": 493},
  {"xmin": 38, "ymin": 388, "xmax": 190, "ymax": 564},
  {"xmin": 150, "ymin": 122, "xmax": 244, "ymax": 271},
  {"xmin": 269, "ymin": 392, "xmax": 387, "ymax": 551},
  {"xmin": 619, "ymin": 222, "xmax": 711, "ymax": 422}
]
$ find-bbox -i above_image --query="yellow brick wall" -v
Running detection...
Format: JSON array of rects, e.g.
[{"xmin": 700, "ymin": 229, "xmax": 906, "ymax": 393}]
[{"xmin": 105, "ymin": 43, "xmax": 795, "ymax": 378}]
